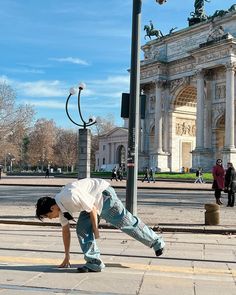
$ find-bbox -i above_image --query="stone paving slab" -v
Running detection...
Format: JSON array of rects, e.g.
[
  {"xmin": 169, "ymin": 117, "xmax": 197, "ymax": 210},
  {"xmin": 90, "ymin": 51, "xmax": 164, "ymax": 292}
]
[{"xmin": 0, "ymin": 224, "xmax": 235, "ymax": 295}]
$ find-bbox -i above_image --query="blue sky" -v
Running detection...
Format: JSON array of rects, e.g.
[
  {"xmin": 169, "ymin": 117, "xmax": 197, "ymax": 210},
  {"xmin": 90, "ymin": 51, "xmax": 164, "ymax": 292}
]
[{"xmin": 0, "ymin": 0, "xmax": 234, "ymax": 129}]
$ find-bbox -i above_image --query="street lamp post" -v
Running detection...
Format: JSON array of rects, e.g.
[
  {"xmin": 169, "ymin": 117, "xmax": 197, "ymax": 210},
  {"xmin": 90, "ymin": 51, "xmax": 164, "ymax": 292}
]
[
  {"xmin": 126, "ymin": 0, "xmax": 166, "ymax": 215},
  {"xmin": 65, "ymin": 83, "xmax": 96, "ymax": 179}
]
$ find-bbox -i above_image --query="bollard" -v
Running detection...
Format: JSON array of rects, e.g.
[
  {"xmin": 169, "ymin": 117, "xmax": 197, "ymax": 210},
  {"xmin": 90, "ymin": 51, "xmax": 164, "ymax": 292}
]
[{"xmin": 204, "ymin": 203, "xmax": 220, "ymax": 225}]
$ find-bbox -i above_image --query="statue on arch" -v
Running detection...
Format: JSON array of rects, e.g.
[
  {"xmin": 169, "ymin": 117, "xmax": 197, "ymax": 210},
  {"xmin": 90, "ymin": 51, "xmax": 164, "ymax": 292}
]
[
  {"xmin": 194, "ymin": 0, "xmax": 210, "ymax": 18},
  {"xmin": 189, "ymin": 0, "xmax": 210, "ymax": 26},
  {"xmin": 144, "ymin": 20, "xmax": 163, "ymax": 40}
]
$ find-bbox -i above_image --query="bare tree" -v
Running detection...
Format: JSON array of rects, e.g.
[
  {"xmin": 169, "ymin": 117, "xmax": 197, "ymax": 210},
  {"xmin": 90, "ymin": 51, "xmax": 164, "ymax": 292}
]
[
  {"xmin": 93, "ymin": 114, "xmax": 116, "ymax": 136},
  {"xmin": 27, "ymin": 119, "xmax": 56, "ymax": 171},
  {"xmin": 53, "ymin": 128, "xmax": 77, "ymax": 172},
  {"xmin": 0, "ymin": 82, "xmax": 34, "ymax": 168}
]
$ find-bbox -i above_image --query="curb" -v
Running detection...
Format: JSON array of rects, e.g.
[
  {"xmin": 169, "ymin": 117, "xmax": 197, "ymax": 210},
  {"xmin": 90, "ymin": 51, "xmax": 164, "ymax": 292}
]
[{"xmin": 0, "ymin": 219, "xmax": 235, "ymax": 235}]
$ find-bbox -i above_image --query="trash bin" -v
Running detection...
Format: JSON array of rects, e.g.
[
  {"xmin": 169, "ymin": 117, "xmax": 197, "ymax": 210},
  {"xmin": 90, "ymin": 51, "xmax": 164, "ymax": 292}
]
[{"xmin": 204, "ymin": 203, "xmax": 220, "ymax": 225}]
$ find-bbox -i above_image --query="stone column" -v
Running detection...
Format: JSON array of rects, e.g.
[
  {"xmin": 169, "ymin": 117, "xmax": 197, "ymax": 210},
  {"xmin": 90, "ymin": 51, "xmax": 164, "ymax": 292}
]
[
  {"xmin": 225, "ymin": 62, "xmax": 235, "ymax": 149},
  {"xmin": 110, "ymin": 143, "xmax": 115, "ymax": 164},
  {"xmin": 108, "ymin": 143, "xmax": 111, "ymax": 163},
  {"xmin": 204, "ymin": 80, "xmax": 212, "ymax": 149},
  {"xmin": 150, "ymin": 80, "xmax": 169, "ymax": 171},
  {"xmin": 195, "ymin": 69, "xmax": 205, "ymax": 149},
  {"xmin": 78, "ymin": 128, "xmax": 91, "ymax": 179},
  {"xmin": 154, "ymin": 80, "xmax": 163, "ymax": 153}
]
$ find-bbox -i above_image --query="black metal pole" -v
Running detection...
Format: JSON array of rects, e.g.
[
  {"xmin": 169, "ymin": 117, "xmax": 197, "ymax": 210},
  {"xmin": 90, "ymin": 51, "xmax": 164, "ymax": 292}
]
[{"xmin": 126, "ymin": 0, "xmax": 142, "ymax": 215}]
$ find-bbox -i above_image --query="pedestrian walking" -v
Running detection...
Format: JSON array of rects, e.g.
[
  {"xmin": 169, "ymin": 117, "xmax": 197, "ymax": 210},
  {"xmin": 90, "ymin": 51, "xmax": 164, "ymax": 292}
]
[
  {"xmin": 35, "ymin": 178, "xmax": 165, "ymax": 272},
  {"xmin": 45, "ymin": 168, "xmax": 50, "ymax": 178},
  {"xmin": 142, "ymin": 167, "xmax": 150, "ymax": 183},
  {"xmin": 117, "ymin": 167, "xmax": 123, "ymax": 181},
  {"xmin": 194, "ymin": 167, "xmax": 204, "ymax": 183},
  {"xmin": 224, "ymin": 162, "xmax": 236, "ymax": 207},
  {"xmin": 149, "ymin": 168, "xmax": 156, "ymax": 183},
  {"xmin": 212, "ymin": 159, "xmax": 225, "ymax": 205},
  {"xmin": 110, "ymin": 167, "xmax": 118, "ymax": 181},
  {"xmin": 0, "ymin": 166, "xmax": 2, "ymax": 180}
]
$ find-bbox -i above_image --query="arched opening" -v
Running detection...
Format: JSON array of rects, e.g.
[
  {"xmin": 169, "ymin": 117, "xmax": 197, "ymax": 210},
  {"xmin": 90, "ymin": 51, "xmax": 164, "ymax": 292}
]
[
  {"xmin": 173, "ymin": 86, "xmax": 197, "ymax": 110},
  {"xmin": 171, "ymin": 85, "xmax": 197, "ymax": 171}
]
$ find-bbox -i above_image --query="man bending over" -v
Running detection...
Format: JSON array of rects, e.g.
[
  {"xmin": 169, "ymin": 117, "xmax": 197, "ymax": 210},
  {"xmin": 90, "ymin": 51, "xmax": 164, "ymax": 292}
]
[{"xmin": 36, "ymin": 178, "xmax": 165, "ymax": 273}]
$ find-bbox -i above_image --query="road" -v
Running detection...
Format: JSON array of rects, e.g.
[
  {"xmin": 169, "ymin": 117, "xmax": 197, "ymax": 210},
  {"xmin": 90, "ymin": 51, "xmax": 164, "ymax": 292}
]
[{"xmin": 0, "ymin": 186, "xmax": 235, "ymax": 228}]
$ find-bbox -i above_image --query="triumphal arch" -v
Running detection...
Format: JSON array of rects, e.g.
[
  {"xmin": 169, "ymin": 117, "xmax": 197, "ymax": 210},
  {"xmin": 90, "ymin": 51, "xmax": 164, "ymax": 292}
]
[{"xmin": 140, "ymin": 4, "xmax": 236, "ymax": 172}]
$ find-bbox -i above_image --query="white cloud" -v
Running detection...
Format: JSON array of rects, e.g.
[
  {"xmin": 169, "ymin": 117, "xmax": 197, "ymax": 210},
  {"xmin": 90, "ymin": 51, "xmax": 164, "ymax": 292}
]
[
  {"xmin": 0, "ymin": 76, "xmax": 66, "ymax": 98},
  {"xmin": 87, "ymin": 75, "xmax": 130, "ymax": 99},
  {"xmin": 22, "ymin": 99, "xmax": 74, "ymax": 109},
  {"xmin": 49, "ymin": 57, "xmax": 89, "ymax": 66},
  {"xmin": 0, "ymin": 75, "xmax": 11, "ymax": 84},
  {"xmin": 91, "ymin": 75, "xmax": 129, "ymax": 87},
  {"xmin": 22, "ymin": 98, "xmax": 119, "ymax": 110},
  {"xmin": 0, "ymin": 74, "xmax": 129, "ymax": 110},
  {"xmin": 2, "ymin": 67, "xmax": 44, "ymax": 74},
  {"xmin": 17, "ymin": 80, "xmax": 66, "ymax": 97}
]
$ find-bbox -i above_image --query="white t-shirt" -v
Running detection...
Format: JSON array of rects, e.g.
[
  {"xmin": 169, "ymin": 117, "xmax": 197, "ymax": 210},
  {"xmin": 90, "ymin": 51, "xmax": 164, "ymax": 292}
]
[{"xmin": 55, "ymin": 178, "xmax": 110, "ymax": 226}]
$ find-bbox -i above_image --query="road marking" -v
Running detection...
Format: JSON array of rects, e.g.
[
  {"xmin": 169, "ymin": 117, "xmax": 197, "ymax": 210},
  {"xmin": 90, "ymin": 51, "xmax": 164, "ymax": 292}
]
[{"xmin": 0, "ymin": 256, "xmax": 235, "ymax": 277}]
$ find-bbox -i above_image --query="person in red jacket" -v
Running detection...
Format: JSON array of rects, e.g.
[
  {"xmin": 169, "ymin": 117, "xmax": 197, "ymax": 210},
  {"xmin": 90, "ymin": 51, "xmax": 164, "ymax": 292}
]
[{"xmin": 212, "ymin": 159, "xmax": 225, "ymax": 205}]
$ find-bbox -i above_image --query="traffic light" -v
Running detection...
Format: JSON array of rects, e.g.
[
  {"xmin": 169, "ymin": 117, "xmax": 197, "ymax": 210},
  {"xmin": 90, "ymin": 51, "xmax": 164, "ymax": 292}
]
[{"xmin": 121, "ymin": 93, "xmax": 146, "ymax": 119}]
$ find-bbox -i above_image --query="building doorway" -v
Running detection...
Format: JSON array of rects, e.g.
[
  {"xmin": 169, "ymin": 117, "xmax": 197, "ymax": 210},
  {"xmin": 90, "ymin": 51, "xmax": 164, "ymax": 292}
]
[
  {"xmin": 116, "ymin": 145, "xmax": 126, "ymax": 167},
  {"xmin": 182, "ymin": 142, "xmax": 192, "ymax": 170}
]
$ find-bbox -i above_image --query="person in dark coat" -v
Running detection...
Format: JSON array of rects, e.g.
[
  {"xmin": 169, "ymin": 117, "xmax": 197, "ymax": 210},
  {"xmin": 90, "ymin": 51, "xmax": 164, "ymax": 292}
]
[
  {"xmin": 149, "ymin": 168, "xmax": 155, "ymax": 183},
  {"xmin": 117, "ymin": 167, "xmax": 123, "ymax": 181},
  {"xmin": 224, "ymin": 162, "xmax": 236, "ymax": 207},
  {"xmin": 110, "ymin": 167, "xmax": 118, "ymax": 181},
  {"xmin": 142, "ymin": 167, "xmax": 150, "ymax": 183},
  {"xmin": 194, "ymin": 167, "xmax": 204, "ymax": 183},
  {"xmin": 212, "ymin": 159, "xmax": 225, "ymax": 205},
  {"xmin": 45, "ymin": 168, "xmax": 50, "ymax": 178}
]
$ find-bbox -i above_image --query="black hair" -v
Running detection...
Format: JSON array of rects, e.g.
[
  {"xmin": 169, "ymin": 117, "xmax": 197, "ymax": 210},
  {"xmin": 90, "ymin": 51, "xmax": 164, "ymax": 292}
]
[{"xmin": 35, "ymin": 196, "xmax": 56, "ymax": 221}]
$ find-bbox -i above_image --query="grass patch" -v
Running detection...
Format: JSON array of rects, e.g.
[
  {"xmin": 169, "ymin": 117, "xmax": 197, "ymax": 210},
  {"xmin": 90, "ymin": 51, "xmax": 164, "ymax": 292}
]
[
  {"xmin": 60, "ymin": 171, "xmax": 213, "ymax": 181},
  {"xmin": 154, "ymin": 172, "xmax": 213, "ymax": 181}
]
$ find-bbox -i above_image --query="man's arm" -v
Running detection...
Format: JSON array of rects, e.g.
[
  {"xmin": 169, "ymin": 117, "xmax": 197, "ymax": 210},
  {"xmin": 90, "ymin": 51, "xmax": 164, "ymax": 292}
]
[
  {"xmin": 90, "ymin": 206, "xmax": 100, "ymax": 239},
  {"xmin": 58, "ymin": 223, "xmax": 71, "ymax": 268}
]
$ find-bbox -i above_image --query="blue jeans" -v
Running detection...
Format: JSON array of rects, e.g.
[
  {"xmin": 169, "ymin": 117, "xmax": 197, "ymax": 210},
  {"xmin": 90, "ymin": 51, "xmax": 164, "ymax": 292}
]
[{"xmin": 76, "ymin": 186, "xmax": 165, "ymax": 272}]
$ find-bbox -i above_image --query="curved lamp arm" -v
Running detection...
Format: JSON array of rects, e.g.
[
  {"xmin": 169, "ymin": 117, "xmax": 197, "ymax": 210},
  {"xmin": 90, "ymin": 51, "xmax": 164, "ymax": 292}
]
[
  {"xmin": 65, "ymin": 84, "xmax": 97, "ymax": 129},
  {"xmin": 65, "ymin": 93, "xmax": 84, "ymax": 127}
]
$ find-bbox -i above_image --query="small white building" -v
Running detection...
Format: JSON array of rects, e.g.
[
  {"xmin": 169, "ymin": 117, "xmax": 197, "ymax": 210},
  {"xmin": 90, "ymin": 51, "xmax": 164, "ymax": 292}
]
[{"xmin": 95, "ymin": 127, "xmax": 128, "ymax": 172}]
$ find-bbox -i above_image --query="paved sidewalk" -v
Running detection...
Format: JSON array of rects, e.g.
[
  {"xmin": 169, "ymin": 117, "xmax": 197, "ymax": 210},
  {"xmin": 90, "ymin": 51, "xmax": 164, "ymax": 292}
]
[{"xmin": 0, "ymin": 224, "xmax": 235, "ymax": 295}]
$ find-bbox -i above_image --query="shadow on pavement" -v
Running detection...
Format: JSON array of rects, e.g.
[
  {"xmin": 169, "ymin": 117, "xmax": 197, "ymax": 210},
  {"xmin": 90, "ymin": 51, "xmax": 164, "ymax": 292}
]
[{"xmin": 0, "ymin": 263, "xmax": 129, "ymax": 273}]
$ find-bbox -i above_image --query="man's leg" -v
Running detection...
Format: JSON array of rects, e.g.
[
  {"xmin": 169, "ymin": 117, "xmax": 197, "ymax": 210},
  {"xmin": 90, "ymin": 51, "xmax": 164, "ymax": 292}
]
[
  {"xmin": 227, "ymin": 192, "xmax": 231, "ymax": 206},
  {"xmin": 231, "ymin": 193, "xmax": 235, "ymax": 207},
  {"xmin": 76, "ymin": 211, "xmax": 105, "ymax": 272},
  {"xmin": 101, "ymin": 187, "xmax": 165, "ymax": 255}
]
